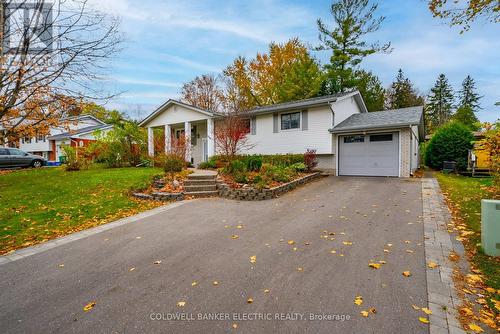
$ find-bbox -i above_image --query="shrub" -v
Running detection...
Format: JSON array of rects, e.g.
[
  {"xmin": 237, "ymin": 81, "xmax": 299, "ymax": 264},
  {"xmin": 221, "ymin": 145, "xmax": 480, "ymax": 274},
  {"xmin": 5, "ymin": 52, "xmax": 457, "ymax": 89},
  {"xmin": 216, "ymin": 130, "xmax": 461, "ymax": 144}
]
[
  {"xmin": 262, "ymin": 164, "xmax": 296, "ymax": 183},
  {"xmin": 156, "ymin": 153, "xmax": 185, "ymax": 175},
  {"xmin": 425, "ymin": 122, "xmax": 474, "ymax": 171},
  {"xmin": 244, "ymin": 155, "xmax": 263, "ymax": 171},
  {"xmin": 304, "ymin": 149, "xmax": 318, "ymax": 171},
  {"xmin": 61, "ymin": 145, "xmax": 89, "ymax": 171},
  {"xmin": 290, "ymin": 162, "xmax": 306, "ymax": 172},
  {"xmin": 199, "ymin": 157, "xmax": 217, "ymax": 169},
  {"xmin": 227, "ymin": 160, "xmax": 246, "ymax": 174},
  {"xmin": 262, "ymin": 154, "xmax": 304, "ymax": 167},
  {"xmin": 233, "ymin": 171, "xmax": 248, "ymax": 184}
]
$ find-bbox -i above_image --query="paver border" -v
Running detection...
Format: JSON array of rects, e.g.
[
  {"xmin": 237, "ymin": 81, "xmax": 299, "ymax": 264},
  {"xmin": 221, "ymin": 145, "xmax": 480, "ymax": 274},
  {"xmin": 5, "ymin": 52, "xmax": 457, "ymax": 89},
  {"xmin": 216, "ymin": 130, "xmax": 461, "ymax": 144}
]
[
  {"xmin": 0, "ymin": 200, "xmax": 189, "ymax": 266},
  {"xmin": 422, "ymin": 178, "xmax": 465, "ymax": 334}
]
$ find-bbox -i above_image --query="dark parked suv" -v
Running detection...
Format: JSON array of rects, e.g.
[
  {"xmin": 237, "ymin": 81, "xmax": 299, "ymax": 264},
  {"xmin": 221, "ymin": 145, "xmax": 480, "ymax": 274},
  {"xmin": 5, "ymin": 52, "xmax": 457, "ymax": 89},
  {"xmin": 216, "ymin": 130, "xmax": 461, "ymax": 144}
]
[{"xmin": 0, "ymin": 148, "xmax": 47, "ymax": 168}]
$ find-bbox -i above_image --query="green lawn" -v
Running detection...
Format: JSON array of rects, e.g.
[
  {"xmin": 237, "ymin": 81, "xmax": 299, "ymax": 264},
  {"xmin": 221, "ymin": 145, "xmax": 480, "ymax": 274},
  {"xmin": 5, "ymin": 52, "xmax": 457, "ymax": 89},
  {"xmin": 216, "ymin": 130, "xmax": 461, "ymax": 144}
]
[
  {"xmin": 436, "ymin": 173, "xmax": 500, "ymax": 292},
  {"xmin": 0, "ymin": 166, "xmax": 163, "ymax": 254}
]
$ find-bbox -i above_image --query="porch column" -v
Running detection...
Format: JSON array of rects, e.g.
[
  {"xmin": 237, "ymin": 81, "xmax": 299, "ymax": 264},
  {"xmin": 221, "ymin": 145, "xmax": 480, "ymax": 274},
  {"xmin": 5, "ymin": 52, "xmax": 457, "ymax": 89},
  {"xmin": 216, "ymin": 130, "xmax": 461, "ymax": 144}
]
[
  {"xmin": 207, "ymin": 118, "xmax": 215, "ymax": 158},
  {"xmin": 147, "ymin": 127, "xmax": 154, "ymax": 157},
  {"xmin": 184, "ymin": 121, "xmax": 191, "ymax": 163},
  {"xmin": 164, "ymin": 124, "xmax": 171, "ymax": 153}
]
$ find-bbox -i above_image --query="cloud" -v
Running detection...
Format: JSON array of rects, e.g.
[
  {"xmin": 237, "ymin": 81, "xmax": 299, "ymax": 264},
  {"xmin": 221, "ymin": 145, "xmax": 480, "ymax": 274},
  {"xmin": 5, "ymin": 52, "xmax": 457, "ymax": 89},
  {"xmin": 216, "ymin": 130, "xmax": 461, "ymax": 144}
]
[
  {"xmin": 159, "ymin": 53, "xmax": 220, "ymax": 73},
  {"xmin": 113, "ymin": 77, "xmax": 181, "ymax": 88}
]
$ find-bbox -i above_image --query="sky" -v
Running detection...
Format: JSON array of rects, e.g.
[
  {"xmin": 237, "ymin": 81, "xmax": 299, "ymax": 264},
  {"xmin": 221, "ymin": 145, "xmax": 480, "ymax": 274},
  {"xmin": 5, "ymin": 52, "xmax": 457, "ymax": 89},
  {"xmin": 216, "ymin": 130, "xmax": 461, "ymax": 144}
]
[{"xmin": 87, "ymin": 0, "xmax": 500, "ymax": 122}]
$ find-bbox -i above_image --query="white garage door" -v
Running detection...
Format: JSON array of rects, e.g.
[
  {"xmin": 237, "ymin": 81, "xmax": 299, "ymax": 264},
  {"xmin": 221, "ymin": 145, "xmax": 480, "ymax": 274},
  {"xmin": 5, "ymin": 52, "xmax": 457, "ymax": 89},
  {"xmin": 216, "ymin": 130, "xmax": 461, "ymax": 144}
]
[{"xmin": 339, "ymin": 132, "xmax": 399, "ymax": 176}]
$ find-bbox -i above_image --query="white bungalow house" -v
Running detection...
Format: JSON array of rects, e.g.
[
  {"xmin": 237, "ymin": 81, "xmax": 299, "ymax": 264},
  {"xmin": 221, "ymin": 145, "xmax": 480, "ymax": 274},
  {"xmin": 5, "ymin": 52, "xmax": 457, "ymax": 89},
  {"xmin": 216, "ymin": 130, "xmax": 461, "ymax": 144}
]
[{"xmin": 139, "ymin": 91, "xmax": 424, "ymax": 177}]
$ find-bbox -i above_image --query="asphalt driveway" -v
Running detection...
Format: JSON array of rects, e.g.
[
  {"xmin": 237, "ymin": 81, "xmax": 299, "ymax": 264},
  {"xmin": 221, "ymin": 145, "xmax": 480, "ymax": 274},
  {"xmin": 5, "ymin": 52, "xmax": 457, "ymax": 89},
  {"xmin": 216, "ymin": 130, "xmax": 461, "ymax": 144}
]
[{"xmin": 0, "ymin": 176, "xmax": 427, "ymax": 334}]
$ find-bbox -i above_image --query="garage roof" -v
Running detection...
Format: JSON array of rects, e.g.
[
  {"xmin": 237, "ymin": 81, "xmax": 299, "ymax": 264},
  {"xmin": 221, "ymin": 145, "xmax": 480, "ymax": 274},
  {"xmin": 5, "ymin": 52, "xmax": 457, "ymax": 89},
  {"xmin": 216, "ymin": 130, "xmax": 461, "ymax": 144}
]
[
  {"xmin": 330, "ymin": 106, "xmax": 424, "ymax": 138},
  {"xmin": 48, "ymin": 124, "xmax": 112, "ymax": 140}
]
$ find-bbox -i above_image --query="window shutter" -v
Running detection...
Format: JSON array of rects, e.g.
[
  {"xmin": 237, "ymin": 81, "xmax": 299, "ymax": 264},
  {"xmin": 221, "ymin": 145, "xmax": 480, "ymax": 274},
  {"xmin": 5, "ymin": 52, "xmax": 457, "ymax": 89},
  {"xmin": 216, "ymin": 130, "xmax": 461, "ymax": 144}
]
[
  {"xmin": 302, "ymin": 110, "xmax": 308, "ymax": 130},
  {"xmin": 251, "ymin": 116, "xmax": 256, "ymax": 135},
  {"xmin": 273, "ymin": 113, "xmax": 278, "ymax": 133}
]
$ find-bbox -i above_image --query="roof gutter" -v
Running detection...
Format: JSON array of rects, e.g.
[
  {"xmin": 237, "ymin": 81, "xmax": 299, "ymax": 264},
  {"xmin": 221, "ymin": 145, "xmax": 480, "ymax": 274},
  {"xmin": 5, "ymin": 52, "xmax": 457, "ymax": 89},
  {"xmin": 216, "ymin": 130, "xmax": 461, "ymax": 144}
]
[{"xmin": 329, "ymin": 123, "xmax": 420, "ymax": 134}]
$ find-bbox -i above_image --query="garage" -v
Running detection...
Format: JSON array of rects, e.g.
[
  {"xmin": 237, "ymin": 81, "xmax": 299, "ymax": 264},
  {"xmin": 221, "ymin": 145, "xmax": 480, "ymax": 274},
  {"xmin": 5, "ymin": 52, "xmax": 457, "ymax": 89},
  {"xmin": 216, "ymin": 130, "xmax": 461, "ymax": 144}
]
[{"xmin": 338, "ymin": 132, "xmax": 399, "ymax": 176}]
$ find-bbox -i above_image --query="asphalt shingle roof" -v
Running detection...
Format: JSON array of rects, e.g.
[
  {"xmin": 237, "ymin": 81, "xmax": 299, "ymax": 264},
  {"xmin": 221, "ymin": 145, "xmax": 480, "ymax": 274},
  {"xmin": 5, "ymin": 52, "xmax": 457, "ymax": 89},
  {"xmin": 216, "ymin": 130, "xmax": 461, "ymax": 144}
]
[
  {"xmin": 330, "ymin": 106, "xmax": 424, "ymax": 133},
  {"xmin": 245, "ymin": 91, "xmax": 357, "ymax": 115},
  {"xmin": 48, "ymin": 124, "xmax": 110, "ymax": 140}
]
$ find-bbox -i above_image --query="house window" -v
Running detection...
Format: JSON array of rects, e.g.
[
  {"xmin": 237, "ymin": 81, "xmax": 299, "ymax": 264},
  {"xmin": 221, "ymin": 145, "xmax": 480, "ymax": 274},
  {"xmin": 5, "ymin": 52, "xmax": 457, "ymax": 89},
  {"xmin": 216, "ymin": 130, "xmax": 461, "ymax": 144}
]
[
  {"xmin": 281, "ymin": 112, "xmax": 300, "ymax": 130},
  {"xmin": 37, "ymin": 134, "xmax": 45, "ymax": 142},
  {"xmin": 22, "ymin": 136, "xmax": 31, "ymax": 144},
  {"xmin": 343, "ymin": 135, "xmax": 364, "ymax": 143},
  {"xmin": 370, "ymin": 134, "xmax": 393, "ymax": 142}
]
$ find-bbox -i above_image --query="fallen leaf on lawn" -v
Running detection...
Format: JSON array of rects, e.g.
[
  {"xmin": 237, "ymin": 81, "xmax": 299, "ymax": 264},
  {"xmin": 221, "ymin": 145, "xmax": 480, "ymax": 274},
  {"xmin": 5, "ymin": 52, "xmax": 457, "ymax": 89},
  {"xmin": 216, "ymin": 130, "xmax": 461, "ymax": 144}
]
[
  {"xmin": 287, "ymin": 240, "xmax": 295, "ymax": 245},
  {"xmin": 231, "ymin": 235, "xmax": 239, "ymax": 239},
  {"xmin": 247, "ymin": 298, "xmax": 253, "ymax": 304},
  {"xmin": 354, "ymin": 296, "xmax": 363, "ymax": 306},
  {"xmin": 83, "ymin": 302, "xmax": 96, "ymax": 312},
  {"xmin": 250, "ymin": 255, "xmax": 256, "ymax": 264},
  {"xmin": 153, "ymin": 260, "xmax": 162, "ymax": 264},
  {"xmin": 191, "ymin": 281, "xmax": 198, "ymax": 287},
  {"xmin": 402, "ymin": 271, "xmax": 411, "ymax": 277},
  {"xmin": 427, "ymin": 262, "xmax": 438, "ymax": 269},
  {"xmin": 421, "ymin": 308, "xmax": 432, "ymax": 315},
  {"xmin": 468, "ymin": 323, "xmax": 484, "ymax": 333},
  {"xmin": 418, "ymin": 317, "xmax": 429, "ymax": 324},
  {"xmin": 213, "ymin": 281, "xmax": 219, "ymax": 286},
  {"xmin": 342, "ymin": 241, "xmax": 353, "ymax": 246},
  {"xmin": 177, "ymin": 301, "xmax": 186, "ymax": 307},
  {"xmin": 412, "ymin": 305, "xmax": 420, "ymax": 310},
  {"xmin": 459, "ymin": 307, "xmax": 473, "ymax": 316},
  {"xmin": 361, "ymin": 311, "xmax": 369, "ymax": 317},
  {"xmin": 493, "ymin": 299, "xmax": 500, "ymax": 311},
  {"xmin": 369, "ymin": 263, "xmax": 381, "ymax": 269}
]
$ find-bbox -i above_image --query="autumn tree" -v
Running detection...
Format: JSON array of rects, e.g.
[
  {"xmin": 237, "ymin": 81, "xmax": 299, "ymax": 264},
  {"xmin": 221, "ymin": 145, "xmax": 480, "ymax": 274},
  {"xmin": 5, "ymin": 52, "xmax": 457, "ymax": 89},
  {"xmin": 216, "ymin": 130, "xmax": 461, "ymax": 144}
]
[
  {"xmin": 428, "ymin": 0, "xmax": 499, "ymax": 31},
  {"xmin": 223, "ymin": 38, "xmax": 322, "ymax": 109},
  {"xmin": 0, "ymin": 0, "xmax": 121, "ymax": 145},
  {"xmin": 214, "ymin": 112, "xmax": 254, "ymax": 157},
  {"xmin": 77, "ymin": 102, "xmax": 124, "ymax": 125},
  {"xmin": 458, "ymin": 75, "xmax": 482, "ymax": 111},
  {"xmin": 181, "ymin": 74, "xmax": 225, "ymax": 112},
  {"xmin": 426, "ymin": 74, "xmax": 455, "ymax": 131},
  {"xmin": 353, "ymin": 70, "xmax": 385, "ymax": 112},
  {"xmin": 317, "ymin": 0, "xmax": 391, "ymax": 94},
  {"xmin": 385, "ymin": 69, "xmax": 425, "ymax": 110}
]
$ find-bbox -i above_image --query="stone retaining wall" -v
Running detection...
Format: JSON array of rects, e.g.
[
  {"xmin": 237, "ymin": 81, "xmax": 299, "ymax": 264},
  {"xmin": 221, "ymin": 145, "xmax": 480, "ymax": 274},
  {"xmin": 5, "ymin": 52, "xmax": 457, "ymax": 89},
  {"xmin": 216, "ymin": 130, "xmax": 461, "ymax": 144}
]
[
  {"xmin": 217, "ymin": 172, "xmax": 322, "ymax": 201},
  {"xmin": 132, "ymin": 192, "xmax": 184, "ymax": 201}
]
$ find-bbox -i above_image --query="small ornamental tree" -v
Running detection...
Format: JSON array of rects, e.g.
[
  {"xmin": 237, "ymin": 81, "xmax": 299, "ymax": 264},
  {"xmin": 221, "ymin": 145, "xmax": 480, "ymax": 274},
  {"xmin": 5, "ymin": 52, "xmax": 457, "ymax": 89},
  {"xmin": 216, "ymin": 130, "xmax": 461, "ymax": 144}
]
[
  {"xmin": 304, "ymin": 149, "xmax": 318, "ymax": 171},
  {"xmin": 477, "ymin": 123, "xmax": 500, "ymax": 189},
  {"xmin": 425, "ymin": 122, "xmax": 474, "ymax": 171},
  {"xmin": 214, "ymin": 113, "xmax": 254, "ymax": 158}
]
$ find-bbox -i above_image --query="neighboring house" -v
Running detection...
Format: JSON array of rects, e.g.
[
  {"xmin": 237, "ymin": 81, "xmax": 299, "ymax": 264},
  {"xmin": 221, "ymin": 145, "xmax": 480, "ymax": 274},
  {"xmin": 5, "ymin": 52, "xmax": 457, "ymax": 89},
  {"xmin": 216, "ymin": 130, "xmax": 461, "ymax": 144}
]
[
  {"xmin": 19, "ymin": 115, "xmax": 112, "ymax": 161},
  {"xmin": 139, "ymin": 91, "xmax": 424, "ymax": 177}
]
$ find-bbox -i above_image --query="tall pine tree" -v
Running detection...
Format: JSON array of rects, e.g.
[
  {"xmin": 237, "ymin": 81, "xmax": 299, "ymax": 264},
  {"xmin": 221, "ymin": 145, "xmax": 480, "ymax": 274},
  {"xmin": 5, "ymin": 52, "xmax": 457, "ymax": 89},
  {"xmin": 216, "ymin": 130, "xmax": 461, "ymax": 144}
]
[
  {"xmin": 316, "ymin": 0, "xmax": 391, "ymax": 94},
  {"xmin": 458, "ymin": 75, "xmax": 482, "ymax": 111},
  {"xmin": 385, "ymin": 69, "xmax": 424, "ymax": 109},
  {"xmin": 426, "ymin": 74, "xmax": 455, "ymax": 131}
]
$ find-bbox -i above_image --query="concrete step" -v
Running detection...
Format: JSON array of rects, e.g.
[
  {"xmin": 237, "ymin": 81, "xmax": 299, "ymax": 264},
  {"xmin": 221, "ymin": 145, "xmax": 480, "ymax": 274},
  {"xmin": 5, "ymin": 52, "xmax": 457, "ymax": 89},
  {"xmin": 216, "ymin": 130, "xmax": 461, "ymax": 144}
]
[
  {"xmin": 188, "ymin": 174, "xmax": 217, "ymax": 180},
  {"xmin": 184, "ymin": 179, "xmax": 217, "ymax": 186},
  {"xmin": 184, "ymin": 190, "xmax": 219, "ymax": 197},
  {"xmin": 184, "ymin": 184, "xmax": 217, "ymax": 192}
]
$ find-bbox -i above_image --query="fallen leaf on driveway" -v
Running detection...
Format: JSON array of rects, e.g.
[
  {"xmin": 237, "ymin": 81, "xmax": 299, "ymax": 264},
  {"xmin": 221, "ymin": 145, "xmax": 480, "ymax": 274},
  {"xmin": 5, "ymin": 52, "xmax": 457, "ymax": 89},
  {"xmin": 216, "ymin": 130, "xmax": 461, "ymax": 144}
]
[
  {"xmin": 83, "ymin": 302, "xmax": 96, "ymax": 312},
  {"xmin": 369, "ymin": 263, "xmax": 381, "ymax": 269},
  {"xmin": 383, "ymin": 249, "xmax": 390, "ymax": 253},
  {"xmin": 354, "ymin": 296, "xmax": 363, "ymax": 305},
  {"xmin": 418, "ymin": 317, "xmax": 429, "ymax": 324},
  {"xmin": 136, "ymin": 236, "xmax": 141, "ymax": 239},
  {"xmin": 264, "ymin": 289, "xmax": 270, "ymax": 293},
  {"xmin": 404, "ymin": 240, "xmax": 411, "ymax": 244},
  {"xmin": 402, "ymin": 271, "xmax": 411, "ymax": 277},
  {"xmin": 232, "ymin": 323, "xmax": 238, "ymax": 329},
  {"xmin": 369, "ymin": 308, "xmax": 376, "ymax": 314},
  {"xmin": 379, "ymin": 260, "xmax": 386, "ymax": 264},
  {"xmin": 412, "ymin": 305, "xmax": 420, "ymax": 310},
  {"xmin": 406, "ymin": 250, "xmax": 414, "ymax": 253},
  {"xmin": 191, "ymin": 281, "xmax": 198, "ymax": 287},
  {"xmin": 236, "ymin": 224, "xmax": 243, "ymax": 229},
  {"xmin": 297, "ymin": 267, "xmax": 303, "ymax": 272},
  {"xmin": 58, "ymin": 264, "xmax": 64, "ymax": 268},
  {"xmin": 231, "ymin": 235, "xmax": 239, "ymax": 239},
  {"xmin": 468, "ymin": 323, "xmax": 484, "ymax": 333},
  {"xmin": 342, "ymin": 241, "xmax": 353, "ymax": 246},
  {"xmin": 129, "ymin": 267, "xmax": 135, "ymax": 271},
  {"xmin": 360, "ymin": 311, "xmax": 369, "ymax": 317},
  {"xmin": 153, "ymin": 260, "xmax": 162, "ymax": 264},
  {"xmin": 177, "ymin": 301, "xmax": 186, "ymax": 307},
  {"xmin": 287, "ymin": 240, "xmax": 295, "ymax": 245},
  {"xmin": 250, "ymin": 255, "xmax": 256, "ymax": 264},
  {"xmin": 427, "ymin": 262, "xmax": 438, "ymax": 269},
  {"xmin": 330, "ymin": 249, "xmax": 337, "ymax": 254},
  {"xmin": 421, "ymin": 308, "xmax": 432, "ymax": 315},
  {"xmin": 247, "ymin": 298, "xmax": 253, "ymax": 304},
  {"xmin": 387, "ymin": 243, "xmax": 393, "ymax": 247},
  {"xmin": 213, "ymin": 281, "xmax": 219, "ymax": 286}
]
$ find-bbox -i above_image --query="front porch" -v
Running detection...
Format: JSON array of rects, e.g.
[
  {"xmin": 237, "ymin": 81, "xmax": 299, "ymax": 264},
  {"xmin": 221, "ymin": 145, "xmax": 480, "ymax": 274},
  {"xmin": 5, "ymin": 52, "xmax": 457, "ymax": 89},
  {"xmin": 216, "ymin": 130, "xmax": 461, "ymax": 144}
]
[{"xmin": 147, "ymin": 118, "xmax": 215, "ymax": 166}]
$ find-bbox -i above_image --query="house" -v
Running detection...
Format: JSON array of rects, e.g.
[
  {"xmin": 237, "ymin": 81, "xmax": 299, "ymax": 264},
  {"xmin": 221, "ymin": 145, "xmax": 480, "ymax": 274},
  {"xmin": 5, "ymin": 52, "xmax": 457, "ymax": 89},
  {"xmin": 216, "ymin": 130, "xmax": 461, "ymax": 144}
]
[
  {"xmin": 139, "ymin": 91, "xmax": 425, "ymax": 177},
  {"xmin": 18, "ymin": 115, "xmax": 112, "ymax": 161}
]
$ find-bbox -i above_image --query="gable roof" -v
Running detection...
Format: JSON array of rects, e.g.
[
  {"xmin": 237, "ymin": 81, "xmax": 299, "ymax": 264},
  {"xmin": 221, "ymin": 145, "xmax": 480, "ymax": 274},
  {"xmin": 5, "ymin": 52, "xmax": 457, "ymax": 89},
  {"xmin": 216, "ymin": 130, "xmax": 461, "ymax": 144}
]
[
  {"xmin": 139, "ymin": 99, "xmax": 220, "ymax": 127},
  {"xmin": 63, "ymin": 114, "xmax": 107, "ymax": 125},
  {"xmin": 330, "ymin": 106, "xmax": 425, "ymax": 137},
  {"xmin": 244, "ymin": 91, "xmax": 367, "ymax": 115},
  {"xmin": 48, "ymin": 124, "xmax": 112, "ymax": 141}
]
